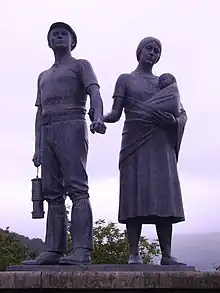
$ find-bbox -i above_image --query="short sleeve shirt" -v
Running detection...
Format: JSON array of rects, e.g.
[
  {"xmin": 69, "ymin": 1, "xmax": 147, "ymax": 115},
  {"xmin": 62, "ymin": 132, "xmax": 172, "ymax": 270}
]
[{"xmin": 35, "ymin": 58, "xmax": 99, "ymax": 110}]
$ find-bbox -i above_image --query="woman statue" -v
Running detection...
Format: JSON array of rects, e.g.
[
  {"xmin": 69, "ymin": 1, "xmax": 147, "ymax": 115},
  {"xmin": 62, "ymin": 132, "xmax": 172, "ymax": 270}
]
[{"xmin": 103, "ymin": 37, "xmax": 187, "ymax": 265}]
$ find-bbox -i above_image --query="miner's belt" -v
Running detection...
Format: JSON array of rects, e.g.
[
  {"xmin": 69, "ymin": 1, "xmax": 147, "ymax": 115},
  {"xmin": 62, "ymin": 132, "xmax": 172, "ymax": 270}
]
[{"xmin": 42, "ymin": 111, "xmax": 86, "ymax": 125}]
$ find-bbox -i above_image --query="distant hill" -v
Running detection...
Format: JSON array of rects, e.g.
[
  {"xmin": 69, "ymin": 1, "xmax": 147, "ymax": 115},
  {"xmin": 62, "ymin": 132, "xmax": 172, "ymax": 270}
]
[
  {"xmin": 14, "ymin": 233, "xmax": 45, "ymax": 253},
  {"xmin": 0, "ymin": 228, "xmax": 45, "ymax": 255},
  {"xmin": 1, "ymin": 228, "xmax": 220, "ymax": 271}
]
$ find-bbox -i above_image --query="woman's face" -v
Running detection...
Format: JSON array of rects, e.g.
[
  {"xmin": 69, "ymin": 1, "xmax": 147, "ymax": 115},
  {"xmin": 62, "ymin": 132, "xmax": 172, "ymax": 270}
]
[{"xmin": 139, "ymin": 41, "xmax": 161, "ymax": 66}]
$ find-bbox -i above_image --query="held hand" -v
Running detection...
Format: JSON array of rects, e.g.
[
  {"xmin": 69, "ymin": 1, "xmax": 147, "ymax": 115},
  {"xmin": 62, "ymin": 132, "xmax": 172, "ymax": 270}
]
[
  {"xmin": 90, "ymin": 117, "xmax": 106, "ymax": 135},
  {"xmin": 152, "ymin": 110, "xmax": 177, "ymax": 126},
  {"xmin": 32, "ymin": 151, "xmax": 41, "ymax": 167},
  {"xmin": 88, "ymin": 108, "xmax": 95, "ymax": 122}
]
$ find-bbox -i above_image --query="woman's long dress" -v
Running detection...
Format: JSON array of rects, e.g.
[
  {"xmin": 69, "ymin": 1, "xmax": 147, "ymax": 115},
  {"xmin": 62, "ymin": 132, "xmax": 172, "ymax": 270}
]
[{"xmin": 113, "ymin": 72, "xmax": 187, "ymax": 224}]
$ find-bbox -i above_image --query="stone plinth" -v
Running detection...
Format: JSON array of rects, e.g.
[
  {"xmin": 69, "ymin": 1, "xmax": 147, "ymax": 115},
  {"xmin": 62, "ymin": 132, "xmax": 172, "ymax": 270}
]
[
  {"xmin": 0, "ymin": 265, "xmax": 219, "ymax": 290},
  {"xmin": 7, "ymin": 263, "xmax": 195, "ymax": 272}
]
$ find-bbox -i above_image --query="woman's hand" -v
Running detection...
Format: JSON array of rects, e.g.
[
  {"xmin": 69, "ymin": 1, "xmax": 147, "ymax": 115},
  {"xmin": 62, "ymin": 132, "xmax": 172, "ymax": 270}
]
[{"xmin": 152, "ymin": 110, "xmax": 177, "ymax": 126}]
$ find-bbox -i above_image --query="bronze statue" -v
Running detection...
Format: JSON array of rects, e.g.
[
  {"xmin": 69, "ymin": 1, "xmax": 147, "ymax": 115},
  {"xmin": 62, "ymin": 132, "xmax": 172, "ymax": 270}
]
[
  {"xmin": 23, "ymin": 22, "xmax": 106, "ymax": 265},
  {"xmin": 103, "ymin": 37, "xmax": 187, "ymax": 265}
]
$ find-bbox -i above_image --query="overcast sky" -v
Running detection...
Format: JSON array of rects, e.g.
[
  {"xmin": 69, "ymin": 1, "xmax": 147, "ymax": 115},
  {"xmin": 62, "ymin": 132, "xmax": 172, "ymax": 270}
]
[{"xmin": 0, "ymin": 0, "xmax": 219, "ymax": 240}]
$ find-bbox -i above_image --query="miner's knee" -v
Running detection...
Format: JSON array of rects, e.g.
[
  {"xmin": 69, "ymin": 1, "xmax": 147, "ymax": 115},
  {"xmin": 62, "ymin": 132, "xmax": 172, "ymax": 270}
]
[
  {"xmin": 68, "ymin": 193, "xmax": 89, "ymax": 204},
  {"xmin": 45, "ymin": 194, "xmax": 65, "ymax": 205}
]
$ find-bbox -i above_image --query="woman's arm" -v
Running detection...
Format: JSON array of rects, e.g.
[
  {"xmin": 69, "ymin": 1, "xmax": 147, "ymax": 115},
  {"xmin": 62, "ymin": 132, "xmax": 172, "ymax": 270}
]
[
  {"xmin": 103, "ymin": 97, "xmax": 124, "ymax": 123},
  {"xmin": 176, "ymin": 106, "xmax": 187, "ymax": 126},
  {"xmin": 103, "ymin": 73, "xmax": 128, "ymax": 123}
]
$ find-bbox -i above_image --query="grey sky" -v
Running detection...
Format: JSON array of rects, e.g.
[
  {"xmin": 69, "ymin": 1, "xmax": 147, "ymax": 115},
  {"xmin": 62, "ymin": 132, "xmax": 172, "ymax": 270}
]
[{"xmin": 0, "ymin": 0, "xmax": 219, "ymax": 240}]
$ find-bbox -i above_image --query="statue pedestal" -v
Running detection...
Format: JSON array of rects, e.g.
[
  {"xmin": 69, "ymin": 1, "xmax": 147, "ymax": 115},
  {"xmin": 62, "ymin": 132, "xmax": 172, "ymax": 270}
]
[
  {"xmin": 7, "ymin": 263, "xmax": 195, "ymax": 272},
  {"xmin": 3, "ymin": 264, "xmax": 219, "ymax": 290}
]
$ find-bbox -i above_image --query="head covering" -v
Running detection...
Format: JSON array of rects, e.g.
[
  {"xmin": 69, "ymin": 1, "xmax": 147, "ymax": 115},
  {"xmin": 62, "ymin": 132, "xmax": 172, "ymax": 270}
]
[
  {"xmin": 136, "ymin": 37, "xmax": 162, "ymax": 63},
  {"xmin": 47, "ymin": 22, "xmax": 77, "ymax": 51}
]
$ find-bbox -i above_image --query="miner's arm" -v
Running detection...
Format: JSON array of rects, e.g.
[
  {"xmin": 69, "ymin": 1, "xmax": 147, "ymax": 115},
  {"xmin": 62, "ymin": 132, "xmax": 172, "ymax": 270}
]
[
  {"xmin": 86, "ymin": 84, "xmax": 104, "ymax": 121},
  {"xmin": 78, "ymin": 59, "xmax": 105, "ymax": 122},
  {"xmin": 33, "ymin": 74, "xmax": 43, "ymax": 167},
  {"xmin": 34, "ymin": 107, "xmax": 42, "ymax": 153}
]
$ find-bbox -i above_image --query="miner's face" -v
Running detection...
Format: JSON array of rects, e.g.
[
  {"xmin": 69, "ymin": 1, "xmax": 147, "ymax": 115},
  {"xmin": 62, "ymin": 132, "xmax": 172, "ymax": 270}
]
[{"xmin": 48, "ymin": 27, "xmax": 73, "ymax": 51}]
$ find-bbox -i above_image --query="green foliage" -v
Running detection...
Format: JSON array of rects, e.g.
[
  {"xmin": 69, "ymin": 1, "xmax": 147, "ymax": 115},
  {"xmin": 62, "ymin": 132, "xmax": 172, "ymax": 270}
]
[
  {"xmin": 92, "ymin": 219, "xmax": 160, "ymax": 264},
  {"xmin": 0, "ymin": 227, "xmax": 26, "ymax": 271},
  {"xmin": 67, "ymin": 219, "xmax": 160, "ymax": 264}
]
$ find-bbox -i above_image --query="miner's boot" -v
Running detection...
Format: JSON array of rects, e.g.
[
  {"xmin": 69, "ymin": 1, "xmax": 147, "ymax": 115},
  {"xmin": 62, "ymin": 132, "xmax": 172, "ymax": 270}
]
[
  {"xmin": 23, "ymin": 202, "xmax": 67, "ymax": 265},
  {"xmin": 59, "ymin": 197, "xmax": 93, "ymax": 265}
]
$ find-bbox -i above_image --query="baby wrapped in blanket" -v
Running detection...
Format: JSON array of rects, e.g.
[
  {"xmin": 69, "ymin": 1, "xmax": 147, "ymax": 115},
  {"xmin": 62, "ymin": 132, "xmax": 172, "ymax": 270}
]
[
  {"xmin": 128, "ymin": 73, "xmax": 181, "ymax": 119},
  {"xmin": 150, "ymin": 73, "xmax": 181, "ymax": 117},
  {"xmin": 158, "ymin": 73, "xmax": 176, "ymax": 90}
]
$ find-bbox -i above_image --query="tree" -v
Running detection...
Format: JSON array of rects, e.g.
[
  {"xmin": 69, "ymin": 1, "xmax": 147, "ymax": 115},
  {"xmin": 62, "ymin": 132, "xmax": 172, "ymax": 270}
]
[
  {"xmin": 0, "ymin": 227, "xmax": 26, "ymax": 271},
  {"xmin": 92, "ymin": 219, "xmax": 160, "ymax": 264}
]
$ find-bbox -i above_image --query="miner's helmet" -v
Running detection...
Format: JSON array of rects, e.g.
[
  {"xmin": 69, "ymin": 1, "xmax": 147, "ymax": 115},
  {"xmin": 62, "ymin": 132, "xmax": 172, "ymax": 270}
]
[{"xmin": 47, "ymin": 22, "xmax": 77, "ymax": 51}]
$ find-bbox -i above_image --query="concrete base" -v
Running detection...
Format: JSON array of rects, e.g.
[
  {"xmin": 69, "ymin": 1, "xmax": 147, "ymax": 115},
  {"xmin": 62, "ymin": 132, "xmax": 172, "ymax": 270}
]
[
  {"xmin": 7, "ymin": 263, "xmax": 195, "ymax": 272},
  {"xmin": 1, "ymin": 270, "xmax": 220, "ymax": 289}
]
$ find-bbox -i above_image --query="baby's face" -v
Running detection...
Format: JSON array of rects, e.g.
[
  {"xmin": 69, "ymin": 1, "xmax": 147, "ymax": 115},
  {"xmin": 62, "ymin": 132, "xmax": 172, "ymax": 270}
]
[{"xmin": 159, "ymin": 76, "xmax": 174, "ymax": 89}]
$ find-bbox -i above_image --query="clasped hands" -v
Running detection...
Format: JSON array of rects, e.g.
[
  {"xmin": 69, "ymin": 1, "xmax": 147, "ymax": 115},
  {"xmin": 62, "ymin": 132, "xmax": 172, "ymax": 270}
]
[
  {"xmin": 151, "ymin": 110, "xmax": 177, "ymax": 126},
  {"xmin": 90, "ymin": 116, "xmax": 106, "ymax": 134},
  {"xmin": 88, "ymin": 108, "xmax": 106, "ymax": 134}
]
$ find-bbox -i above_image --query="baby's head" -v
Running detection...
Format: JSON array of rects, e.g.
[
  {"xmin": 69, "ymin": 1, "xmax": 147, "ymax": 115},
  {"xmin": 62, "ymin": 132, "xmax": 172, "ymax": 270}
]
[{"xmin": 158, "ymin": 73, "xmax": 176, "ymax": 90}]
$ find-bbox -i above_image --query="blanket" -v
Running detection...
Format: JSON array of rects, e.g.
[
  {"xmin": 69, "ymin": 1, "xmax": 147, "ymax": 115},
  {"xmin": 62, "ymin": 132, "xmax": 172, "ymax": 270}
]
[{"xmin": 129, "ymin": 83, "xmax": 181, "ymax": 117}]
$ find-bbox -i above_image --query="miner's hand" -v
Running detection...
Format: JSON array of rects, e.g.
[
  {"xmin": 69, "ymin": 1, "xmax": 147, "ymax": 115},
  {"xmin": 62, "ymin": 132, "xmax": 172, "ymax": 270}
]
[
  {"xmin": 90, "ymin": 117, "xmax": 106, "ymax": 134},
  {"xmin": 32, "ymin": 151, "xmax": 41, "ymax": 167},
  {"xmin": 152, "ymin": 110, "xmax": 177, "ymax": 126},
  {"xmin": 88, "ymin": 108, "xmax": 95, "ymax": 122}
]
